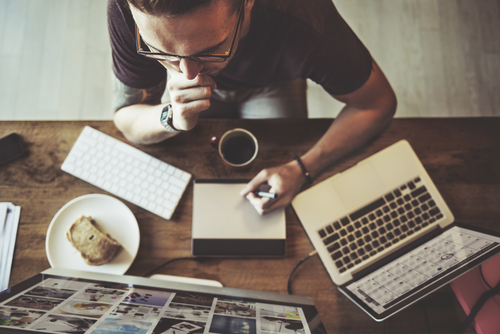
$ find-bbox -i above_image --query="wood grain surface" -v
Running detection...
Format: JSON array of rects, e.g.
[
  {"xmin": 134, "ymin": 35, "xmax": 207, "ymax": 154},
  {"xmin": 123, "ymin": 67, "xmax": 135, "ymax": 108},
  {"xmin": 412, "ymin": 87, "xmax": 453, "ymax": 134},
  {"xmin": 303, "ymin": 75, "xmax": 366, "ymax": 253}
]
[{"xmin": 1, "ymin": 118, "xmax": 499, "ymax": 333}]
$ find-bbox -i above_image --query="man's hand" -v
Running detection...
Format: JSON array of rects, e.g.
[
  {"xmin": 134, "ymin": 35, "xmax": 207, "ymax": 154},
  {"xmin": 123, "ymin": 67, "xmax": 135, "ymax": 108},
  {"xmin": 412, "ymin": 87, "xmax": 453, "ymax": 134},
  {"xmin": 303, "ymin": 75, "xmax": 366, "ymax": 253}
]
[
  {"xmin": 167, "ymin": 72, "xmax": 217, "ymax": 131},
  {"xmin": 240, "ymin": 160, "xmax": 306, "ymax": 215}
]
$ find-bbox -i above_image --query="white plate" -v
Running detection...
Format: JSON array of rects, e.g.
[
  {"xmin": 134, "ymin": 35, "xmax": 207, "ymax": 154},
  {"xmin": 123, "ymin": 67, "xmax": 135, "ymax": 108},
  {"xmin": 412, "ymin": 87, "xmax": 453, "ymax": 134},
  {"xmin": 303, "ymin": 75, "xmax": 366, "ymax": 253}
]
[{"xmin": 46, "ymin": 194, "xmax": 140, "ymax": 275}]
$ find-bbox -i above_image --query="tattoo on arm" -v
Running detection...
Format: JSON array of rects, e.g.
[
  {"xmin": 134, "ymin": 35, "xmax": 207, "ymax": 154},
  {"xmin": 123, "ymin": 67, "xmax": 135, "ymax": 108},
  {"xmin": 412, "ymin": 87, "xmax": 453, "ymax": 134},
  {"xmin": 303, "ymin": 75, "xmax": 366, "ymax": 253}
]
[{"xmin": 111, "ymin": 72, "xmax": 167, "ymax": 113}]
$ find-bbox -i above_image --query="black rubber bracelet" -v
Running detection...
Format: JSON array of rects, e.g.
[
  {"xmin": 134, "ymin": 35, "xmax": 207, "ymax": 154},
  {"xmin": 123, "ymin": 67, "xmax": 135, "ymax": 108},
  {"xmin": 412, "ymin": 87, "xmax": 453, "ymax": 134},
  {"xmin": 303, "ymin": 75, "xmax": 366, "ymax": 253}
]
[{"xmin": 294, "ymin": 155, "xmax": 313, "ymax": 184}]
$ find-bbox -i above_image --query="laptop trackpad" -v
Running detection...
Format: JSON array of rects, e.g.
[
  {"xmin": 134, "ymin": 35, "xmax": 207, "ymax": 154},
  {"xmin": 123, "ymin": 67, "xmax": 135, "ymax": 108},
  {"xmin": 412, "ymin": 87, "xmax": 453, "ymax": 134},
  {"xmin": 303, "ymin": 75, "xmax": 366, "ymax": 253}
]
[{"xmin": 331, "ymin": 162, "xmax": 385, "ymax": 211}]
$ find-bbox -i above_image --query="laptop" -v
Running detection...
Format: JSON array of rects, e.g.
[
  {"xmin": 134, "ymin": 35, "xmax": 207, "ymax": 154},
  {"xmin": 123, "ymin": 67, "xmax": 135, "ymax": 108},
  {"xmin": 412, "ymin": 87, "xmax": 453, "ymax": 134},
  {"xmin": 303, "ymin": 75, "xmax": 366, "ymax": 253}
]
[
  {"xmin": 0, "ymin": 268, "xmax": 326, "ymax": 334},
  {"xmin": 292, "ymin": 140, "xmax": 500, "ymax": 321}
]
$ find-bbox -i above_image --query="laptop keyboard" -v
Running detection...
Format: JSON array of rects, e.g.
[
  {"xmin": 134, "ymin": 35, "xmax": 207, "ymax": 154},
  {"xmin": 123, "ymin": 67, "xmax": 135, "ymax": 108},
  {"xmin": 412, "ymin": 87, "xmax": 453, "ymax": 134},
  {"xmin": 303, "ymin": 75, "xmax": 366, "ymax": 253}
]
[{"xmin": 317, "ymin": 177, "xmax": 444, "ymax": 274}]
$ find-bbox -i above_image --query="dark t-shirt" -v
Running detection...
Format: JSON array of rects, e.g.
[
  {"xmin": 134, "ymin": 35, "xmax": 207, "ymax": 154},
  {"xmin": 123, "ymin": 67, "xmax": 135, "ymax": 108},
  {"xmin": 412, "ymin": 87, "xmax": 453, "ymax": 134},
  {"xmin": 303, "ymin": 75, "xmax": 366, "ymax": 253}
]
[{"xmin": 108, "ymin": 0, "xmax": 373, "ymax": 96}]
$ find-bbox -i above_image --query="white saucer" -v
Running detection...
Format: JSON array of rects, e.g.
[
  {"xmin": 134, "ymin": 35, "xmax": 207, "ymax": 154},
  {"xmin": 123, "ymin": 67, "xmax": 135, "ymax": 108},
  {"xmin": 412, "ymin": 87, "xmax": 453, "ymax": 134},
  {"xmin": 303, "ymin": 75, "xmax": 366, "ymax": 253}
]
[{"xmin": 46, "ymin": 194, "xmax": 140, "ymax": 275}]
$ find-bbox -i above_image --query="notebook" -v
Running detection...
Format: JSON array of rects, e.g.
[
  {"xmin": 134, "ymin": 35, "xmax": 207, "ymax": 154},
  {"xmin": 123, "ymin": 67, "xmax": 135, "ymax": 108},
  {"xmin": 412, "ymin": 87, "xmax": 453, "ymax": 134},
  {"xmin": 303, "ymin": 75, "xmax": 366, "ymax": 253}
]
[
  {"xmin": 0, "ymin": 268, "xmax": 326, "ymax": 334},
  {"xmin": 292, "ymin": 140, "xmax": 500, "ymax": 321}
]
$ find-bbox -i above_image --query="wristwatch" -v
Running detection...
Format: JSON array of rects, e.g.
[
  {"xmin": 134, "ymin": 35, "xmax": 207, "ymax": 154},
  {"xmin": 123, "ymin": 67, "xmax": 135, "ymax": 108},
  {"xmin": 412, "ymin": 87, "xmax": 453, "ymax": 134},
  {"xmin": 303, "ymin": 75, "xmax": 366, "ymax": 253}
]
[{"xmin": 160, "ymin": 104, "xmax": 185, "ymax": 132}]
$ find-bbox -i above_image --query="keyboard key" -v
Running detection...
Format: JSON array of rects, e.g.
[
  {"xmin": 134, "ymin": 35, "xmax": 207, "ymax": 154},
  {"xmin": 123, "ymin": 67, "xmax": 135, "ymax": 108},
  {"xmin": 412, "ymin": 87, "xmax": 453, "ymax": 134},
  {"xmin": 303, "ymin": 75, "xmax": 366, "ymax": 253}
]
[
  {"xmin": 394, "ymin": 189, "xmax": 402, "ymax": 197},
  {"xmin": 364, "ymin": 235, "xmax": 372, "ymax": 243},
  {"xmin": 340, "ymin": 238, "xmax": 348, "ymax": 246},
  {"xmin": 357, "ymin": 239, "xmax": 365, "ymax": 247},
  {"xmin": 342, "ymin": 247, "xmax": 350, "ymax": 255},
  {"xmin": 347, "ymin": 235, "xmax": 354, "ymax": 242},
  {"xmin": 354, "ymin": 259, "xmax": 361, "ymax": 265},
  {"xmin": 354, "ymin": 221, "xmax": 361, "ymax": 229},
  {"xmin": 407, "ymin": 181, "xmax": 416, "ymax": 189},
  {"xmin": 378, "ymin": 227, "xmax": 386, "ymax": 234},
  {"xmin": 369, "ymin": 213, "xmax": 376, "ymax": 221},
  {"xmin": 365, "ymin": 244, "xmax": 373, "ymax": 252},
  {"xmin": 327, "ymin": 242, "xmax": 340, "ymax": 253},
  {"xmin": 369, "ymin": 223, "xmax": 376, "ymax": 230},
  {"xmin": 323, "ymin": 233, "xmax": 340, "ymax": 245},
  {"xmin": 419, "ymin": 193, "xmax": 431, "ymax": 203},
  {"xmin": 340, "ymin": 229, "xmax": 347, "ymax": 237},
  {"xmin": 372, "ymin": 240, "xmax": 380, "ymax": 248},
  {"xmin": 386, "ymin": 232, "xmax": 394, "ymax": 240},
  {"xmin": 380, "ymin": 236, "xmax": 387, "ymax": 244},
  {"xmin": 349, "ymin": 243, "xmax": 358, "ymax": 251},
  {"xmin": 383, "ymin": 205, "xmax": 390, "ymax": 213},
  {"xmin": 326, "ymin": 225, "xmax": 334, "ymax": 234},
  {"xmin": 371, "ymin": 231, "xmax": 379, "ymax": 239},
  {"xmin": 333, "ymin": 221, "xmax": 341, "ymax": 230},
  {"xmin": 429, "ymin": 207, "xmax": 441, "ymax": 216},
  {"xmin": 347, "ymin": 226, "xmax": 354, "ymax": 233},
  {"xmin": 383, "ymin": 215, "xmax": 391, "ymax": 222},
  {"xmin": 343, "ymin": 256, "xmax": 351, "ymax": 264},
  {"xmin": 331, "ymin": 251, "xmax": 342, "ymax": 260},
  {"xmin": 340, "ymin": 217, "xmax": 350, "ymax": 226},
  {"xmin": 376, "ymin": 219, "xmax": 384, "ymax": 226},
  {"xmin": 361, "ymin": 217, "xmax": 369, "ymax": 225},
  {"xmin": 362, "ymin": 227, "xmax": 369, "ymax": 234},
  {"xmin": 385, "ymin": 193, "xmax": 395, "ymax": 202},
  {"xmin": 414, "ymin": 177, "xmax": 421, "ymax": 183},
  {"xmin": 335, "ymin": 260, "xmax": 343, "ymax": 268},
  {"xmin": 411, "ymin": 186, "xmax": 427, "ymax": 198}
]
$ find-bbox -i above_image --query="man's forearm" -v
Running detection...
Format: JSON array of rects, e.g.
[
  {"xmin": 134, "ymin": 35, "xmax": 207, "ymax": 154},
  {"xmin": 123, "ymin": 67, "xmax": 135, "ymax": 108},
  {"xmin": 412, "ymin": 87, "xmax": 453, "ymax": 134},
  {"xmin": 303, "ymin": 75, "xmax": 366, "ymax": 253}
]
[
  {"xmin": 301, "ymin": 105, "xmax": 395, "ymax": 179},
  {"xmin": 300, "ymin": 61, "xmax": 397, "ymax": 179},
  {"xmin": 112, "ymin": 73, "xmax": 177, "ymax": 144},
  {"xmin": 114, "ymin": 103, "xmax": 178, "ymax": 145}
]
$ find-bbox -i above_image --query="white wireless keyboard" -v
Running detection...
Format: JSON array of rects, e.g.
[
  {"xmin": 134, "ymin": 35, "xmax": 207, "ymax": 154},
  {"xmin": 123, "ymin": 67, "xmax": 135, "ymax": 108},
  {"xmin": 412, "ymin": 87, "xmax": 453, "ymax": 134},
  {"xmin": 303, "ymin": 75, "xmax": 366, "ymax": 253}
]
[{"xmin": 61, "ymin": 126, "xmax": 192, "ymax": 220}]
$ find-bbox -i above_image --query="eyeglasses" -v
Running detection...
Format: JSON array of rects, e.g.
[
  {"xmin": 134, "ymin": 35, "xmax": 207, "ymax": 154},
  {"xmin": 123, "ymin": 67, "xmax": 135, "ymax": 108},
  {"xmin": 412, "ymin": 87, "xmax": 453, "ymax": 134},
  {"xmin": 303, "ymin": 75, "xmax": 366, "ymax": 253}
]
[{"xmin": 135, "ymin": 1, "xmax": 244, "ymax": 63}]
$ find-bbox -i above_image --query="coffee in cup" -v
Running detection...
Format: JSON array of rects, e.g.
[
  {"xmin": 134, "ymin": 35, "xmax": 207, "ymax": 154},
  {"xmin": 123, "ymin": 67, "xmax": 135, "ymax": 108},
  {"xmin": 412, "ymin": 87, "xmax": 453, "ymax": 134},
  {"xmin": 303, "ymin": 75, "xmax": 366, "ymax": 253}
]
[{"xmin": 218, "ymin": 128, "xmax": 258, "ymax": 170}]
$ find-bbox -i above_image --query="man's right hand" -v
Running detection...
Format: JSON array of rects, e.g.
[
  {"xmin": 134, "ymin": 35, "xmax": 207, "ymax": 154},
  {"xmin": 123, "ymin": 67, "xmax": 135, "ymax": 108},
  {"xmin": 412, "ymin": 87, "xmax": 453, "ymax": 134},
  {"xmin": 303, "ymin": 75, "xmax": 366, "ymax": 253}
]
[{"xmin": 167, "ymin": 72, "xmax": 217, "ymax": 131}]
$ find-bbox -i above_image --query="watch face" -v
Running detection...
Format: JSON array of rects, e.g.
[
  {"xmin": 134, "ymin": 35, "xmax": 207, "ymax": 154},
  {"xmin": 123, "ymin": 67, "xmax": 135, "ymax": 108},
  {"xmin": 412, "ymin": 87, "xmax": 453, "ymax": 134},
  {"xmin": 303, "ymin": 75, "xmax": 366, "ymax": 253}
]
[{"xmin": 160, "ymin": 107, "xmax": 169, "ymax": 122}]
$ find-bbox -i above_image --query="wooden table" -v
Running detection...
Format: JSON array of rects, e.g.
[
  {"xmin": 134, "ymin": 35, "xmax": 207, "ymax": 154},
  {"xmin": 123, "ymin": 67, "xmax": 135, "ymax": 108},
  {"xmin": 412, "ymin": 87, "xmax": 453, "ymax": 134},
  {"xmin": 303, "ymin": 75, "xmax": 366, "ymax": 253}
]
[{"xmin": 1, "ymin": 118, "xmax": 499, "ymax": 334}]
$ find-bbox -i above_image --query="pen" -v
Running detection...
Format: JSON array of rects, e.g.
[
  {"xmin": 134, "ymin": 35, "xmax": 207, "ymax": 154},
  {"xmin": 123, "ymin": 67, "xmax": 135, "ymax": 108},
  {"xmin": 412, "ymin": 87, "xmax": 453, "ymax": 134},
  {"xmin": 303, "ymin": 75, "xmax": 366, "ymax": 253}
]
[{"xmin": 253, "ymin": 191, "xmax": 278, "ymax": 199}]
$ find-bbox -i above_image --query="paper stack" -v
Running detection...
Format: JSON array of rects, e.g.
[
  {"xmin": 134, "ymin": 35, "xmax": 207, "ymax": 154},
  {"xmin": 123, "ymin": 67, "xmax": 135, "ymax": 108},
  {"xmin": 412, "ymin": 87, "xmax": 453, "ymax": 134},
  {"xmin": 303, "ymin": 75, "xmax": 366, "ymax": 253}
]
[{"xmin": 0, "ymin": 203, "xmax": 21, "ymax": 291}]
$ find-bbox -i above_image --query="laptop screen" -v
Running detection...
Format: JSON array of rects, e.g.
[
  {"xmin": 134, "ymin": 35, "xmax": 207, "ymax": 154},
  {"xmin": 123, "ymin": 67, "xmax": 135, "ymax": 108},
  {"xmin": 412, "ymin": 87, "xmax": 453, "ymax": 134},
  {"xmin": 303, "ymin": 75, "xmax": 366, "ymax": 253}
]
[{"xmin": 0, "ymin": 269, "xmax": 325, "ymax": 334}]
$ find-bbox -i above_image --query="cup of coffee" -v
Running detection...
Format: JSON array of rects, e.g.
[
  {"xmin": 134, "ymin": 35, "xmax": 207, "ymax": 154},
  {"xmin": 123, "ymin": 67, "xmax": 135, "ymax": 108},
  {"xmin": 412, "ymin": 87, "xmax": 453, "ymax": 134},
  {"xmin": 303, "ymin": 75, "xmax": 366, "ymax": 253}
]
[{"xmin": 217, "ymin": 128, "xmax": 258, "ymax": 170}]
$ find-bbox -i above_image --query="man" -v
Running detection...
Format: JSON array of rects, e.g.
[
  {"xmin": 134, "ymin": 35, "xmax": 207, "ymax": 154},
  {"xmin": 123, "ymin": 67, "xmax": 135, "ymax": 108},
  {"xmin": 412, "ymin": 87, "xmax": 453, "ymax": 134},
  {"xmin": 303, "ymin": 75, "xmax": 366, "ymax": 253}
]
[{"xmin": 108, "ymin": 0, "xmax": 397, "ymax": 215}]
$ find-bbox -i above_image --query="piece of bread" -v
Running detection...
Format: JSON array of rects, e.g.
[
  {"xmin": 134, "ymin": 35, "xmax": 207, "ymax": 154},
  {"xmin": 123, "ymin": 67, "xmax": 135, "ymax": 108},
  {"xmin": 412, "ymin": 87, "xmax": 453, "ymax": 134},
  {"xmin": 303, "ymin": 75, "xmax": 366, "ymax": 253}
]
[{"xmin": 66, "ymin": 215, "xmax": 122, "ymax": 266}]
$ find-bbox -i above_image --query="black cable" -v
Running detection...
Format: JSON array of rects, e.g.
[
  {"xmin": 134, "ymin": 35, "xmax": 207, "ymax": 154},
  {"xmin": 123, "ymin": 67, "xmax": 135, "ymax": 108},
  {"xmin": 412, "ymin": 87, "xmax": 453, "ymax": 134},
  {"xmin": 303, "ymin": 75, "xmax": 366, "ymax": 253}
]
[
  {"xmin": 479, "ymin": 264, "xmax": 500, "ymax": 295},
  {"xmin": 143, "ymin": 256, "xmax": 208, "ymax": 278},
  {"xmin": 287, "ymin": 250, "xmax": 318, "ymax": 294},
  {"xmin": 459, "ymin": 265, "xmax": 500, "ymax": 332}
]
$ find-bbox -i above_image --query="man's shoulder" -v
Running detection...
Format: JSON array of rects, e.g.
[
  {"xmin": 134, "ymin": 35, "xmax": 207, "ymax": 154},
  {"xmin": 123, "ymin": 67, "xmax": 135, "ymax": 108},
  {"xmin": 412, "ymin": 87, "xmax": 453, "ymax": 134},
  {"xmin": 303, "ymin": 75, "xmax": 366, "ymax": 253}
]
[{"xmin": 257, "ymin": 0, "xmax": 337, "ymax": 34}]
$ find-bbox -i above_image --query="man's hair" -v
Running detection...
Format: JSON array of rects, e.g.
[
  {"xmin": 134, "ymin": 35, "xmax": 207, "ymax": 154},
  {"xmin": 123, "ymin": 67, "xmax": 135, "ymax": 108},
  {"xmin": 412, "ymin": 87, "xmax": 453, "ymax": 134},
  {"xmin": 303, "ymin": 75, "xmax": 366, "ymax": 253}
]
[{"xmin": 126, "ymin": 0, "xmax": 243, "ymax": 17}]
